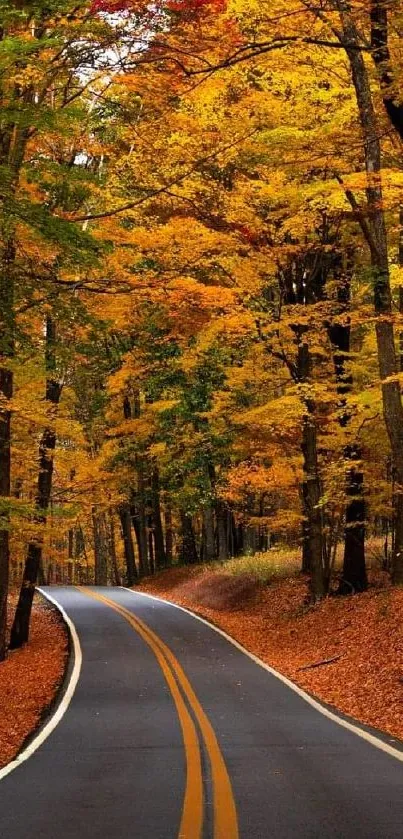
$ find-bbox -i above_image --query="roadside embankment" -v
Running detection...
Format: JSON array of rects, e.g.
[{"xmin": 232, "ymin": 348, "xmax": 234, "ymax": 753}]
[
  {"xmin": 139, "ymin": 561, "xmax": 403, "ymax": 741},
  {"xmin": 0, "ymin": 592, "xmax": 68, "ymax": 769}
]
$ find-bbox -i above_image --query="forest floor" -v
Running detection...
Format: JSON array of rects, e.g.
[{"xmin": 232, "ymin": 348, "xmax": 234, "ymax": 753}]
[
  {"xmin": 0, "ymin": 592, "xmax": 68, "ymax": 769},
  {"xmin": 139, "ymin": 555, "xmax": 403, "ymax": 742}
]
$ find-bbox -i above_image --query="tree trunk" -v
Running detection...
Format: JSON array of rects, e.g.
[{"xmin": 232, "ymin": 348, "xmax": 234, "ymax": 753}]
[
  {"xmin": 202, "ymin": 505, "xmax": 216, "ymax": 562},
  {"xmin": 301, "ymin": 482, "xmax": 311, "ymax": 574},
  {"xmin": 296, "ymin": 331, "xmax": 326, "ymax": 601},
  {"xmin": 137, "ymin": 471, "xmax": 150, "ymax": 576},
  {"xmin": 151, "ymin": 468, "xmax": 166, "ymax": 569},
  {"xmin": 302, "ymin": 412, "xmax": 325, "ymax": 601},
  {"xmin": 179, "ymin": 512, "xmax": 198, "ymax": 564},
  {"xmin": 0, "ymin": 366, "xmax": 12, "ymax": 661},
  {"xmin": 165, "ymin": 503, "xmax": 173, "ymax": 565},
  {"xmin": 131, "ymin": 499, "xmax": 149, "ymax": 577},
  {"xmin": 236, "ymin": 523, "xmax": 244, "ymax": 556},
  {"xmin": 0, "ymin": 239, "xmax": 15, "ymax": 660},
  {"xmin": 216, "ymin": 502, "xmax": 229, "ymax": 561},
  {"xmin": 328, "ymin": 266, "xmax": 367, "ymax": 593},
  {"xmin": 119, "ymin": 503, "xmax": 137, "ymax": 585},
  {"xmin": 10, "ymin": 318, "xmax": 62, "ymax": 649},
  {"xmin": 108, "ymin": 512, "xmax": 120, "ymax": 586},
  {"xmin": 148, "ymin": 524, "xmax": 155, "ymax": 575},
  {"xmin": 228, "ymin": 512, "xmax": 236, "ymax": 556},
  {"xmin": 339, "ymin": 7, "xmax": 403, "ymax": 583},
  {"xmin": 339, "ymin": 447, "xmax": 366, "ymax": 594},
  {"xmin": 370, "ymin": 1, "xmax": 403, "ymax": 141},
  {"xmin": 92, "ymin": 510, "xmax": 108, "ymax": 586},
  {"xmin": 124, "ymin": 394, "xmax": 150, "ymax": 577}
]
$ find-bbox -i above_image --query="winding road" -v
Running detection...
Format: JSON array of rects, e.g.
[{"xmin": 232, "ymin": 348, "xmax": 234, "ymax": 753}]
[{"xmin": 1, "ymin": 585, "xmax": 403, "ymax": 838}]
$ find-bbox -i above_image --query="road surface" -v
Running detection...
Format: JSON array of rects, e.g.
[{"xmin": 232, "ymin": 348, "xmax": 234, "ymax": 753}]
[{"xmin": 1, "ymin": 585, "xmax": 403, "ymax": 838}]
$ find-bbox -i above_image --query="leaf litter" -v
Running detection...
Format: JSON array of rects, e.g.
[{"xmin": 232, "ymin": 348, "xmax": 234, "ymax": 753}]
[
  {"xmin": 0, "ymin": 592, "xmax": 68, "ymax": 769},
  {"xmin": 140, "ymin": 567, "xmax": 403, "ymax": 741}
]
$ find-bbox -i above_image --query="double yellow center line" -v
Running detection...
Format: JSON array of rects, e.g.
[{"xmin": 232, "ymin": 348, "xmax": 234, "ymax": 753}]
[{"xmin": 80, "ymin": 588, "xmax": 238, "ymax": 839}]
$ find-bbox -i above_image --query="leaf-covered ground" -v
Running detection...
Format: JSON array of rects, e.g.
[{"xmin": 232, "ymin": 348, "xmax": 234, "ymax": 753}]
[
  {"xmin": 0, "ymin": 594, "xmax": 68, "ymax": 769},
  {"xmin": 139, "ymin": 567, "xmax": 403, "ymax": 741}
]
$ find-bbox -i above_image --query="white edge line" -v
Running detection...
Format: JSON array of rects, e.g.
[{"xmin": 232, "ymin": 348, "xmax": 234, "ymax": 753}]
[
  {"xmin": 0, "ymin": 588, "xmax": 82, "ymax": 781},
  {"xmin": 121, "ymin": 585, "xmax": 403, "ymax": 763}
]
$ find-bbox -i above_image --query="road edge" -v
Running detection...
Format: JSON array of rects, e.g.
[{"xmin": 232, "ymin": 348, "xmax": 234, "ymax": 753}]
[
  {"xmin": 123, "ymin": 586, "xmax": 403, "ymax": 762},
  {"xmin": 0, "ymin": 588, "xmax": 82, "ymax": 781}
]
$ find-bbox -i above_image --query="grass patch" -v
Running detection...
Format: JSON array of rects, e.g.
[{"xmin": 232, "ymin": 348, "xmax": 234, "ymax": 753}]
[{"xmin": 213, "ymin": 547, "xmax": 301, "ymax": 584}]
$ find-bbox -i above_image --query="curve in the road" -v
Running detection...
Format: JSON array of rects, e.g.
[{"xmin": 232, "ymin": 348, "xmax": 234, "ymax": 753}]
[
  {"xmin": 2, "ymin": 585, "xmax": 403, "ymax": 839},
  {"xmin": 81, "ymin": 586, "xmax": 238, "ymax": 839}
]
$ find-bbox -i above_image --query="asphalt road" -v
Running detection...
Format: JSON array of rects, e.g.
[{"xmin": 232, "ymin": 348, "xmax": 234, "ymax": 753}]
[{"xmin": 1, "ymin": 585, "xmax": 403, "ymax": 838}]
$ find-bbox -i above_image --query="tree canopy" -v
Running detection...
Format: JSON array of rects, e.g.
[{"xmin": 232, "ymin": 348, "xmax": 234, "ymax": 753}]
[{"xmin": 1, "ymin": 0, "xmax": 403, "ymax": 653}]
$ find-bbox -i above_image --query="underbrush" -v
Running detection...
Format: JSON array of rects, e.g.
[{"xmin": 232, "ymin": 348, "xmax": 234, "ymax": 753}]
[
  {"xmin": 139, "ymin": 547, "xmax": 303, "ymax": 611},
  {"xmin": 145, "ymin": 537, "xmax": 391, "ymax": 608},
  {"xmin": 215, "ymin": 547, "xmax": 301, "ymax": 583}
]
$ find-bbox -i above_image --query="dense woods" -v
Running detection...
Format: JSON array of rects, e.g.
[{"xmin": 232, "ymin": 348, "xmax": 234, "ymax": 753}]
[{"xmin": 1, "ymin": 0, "xmax": 403, "ymax": 656}]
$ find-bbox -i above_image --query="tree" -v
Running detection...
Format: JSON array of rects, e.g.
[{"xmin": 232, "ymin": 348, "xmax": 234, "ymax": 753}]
[{"xmin": 10, "ymin": 318, "xmax": 63, "ymax": 648}]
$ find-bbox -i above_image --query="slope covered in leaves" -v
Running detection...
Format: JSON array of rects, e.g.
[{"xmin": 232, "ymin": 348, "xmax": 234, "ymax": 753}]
[
  {"xmin": 0, "ymin": 595, "xmax": 68, "ymax": 769},
  {"xmin": 140, "ymin": 567, "xmax": 403, "ymax": 741}
]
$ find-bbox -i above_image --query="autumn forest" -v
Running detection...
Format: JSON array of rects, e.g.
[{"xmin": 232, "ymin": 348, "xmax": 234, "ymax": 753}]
[{"xmin": 1, "ymin": 0, "xmax": 403, "ymax": 660}]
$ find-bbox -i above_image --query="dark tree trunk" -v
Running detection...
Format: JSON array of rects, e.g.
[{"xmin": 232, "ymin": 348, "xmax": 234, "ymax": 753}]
[
  {"xmin": 399, "ymin": 284, "xmax": 403, "ymax": 373},
  {"xmin": 338, "ymin": 6, "xmax": 403, "ymax": 583},
  {"xmin": 179, "ymin": 512, "xmax": 198, "ymax": 564},
  {"xmin": 393, "ymin": 212, "xmax": 403, "ymax": 573},
  {"xmin": 10, "ymin": 318, "xmax": 62, "ymax": 649},
  {"xmin": 328, "ymin": 266, "xmax": 367, "ymax": 594},
  {"xmin": 236, "ymin": 523, "xmax": 244, "ymax": 556},
  {"xmin": 75, "ymin": 524, "xmax": 88, "ymax": 584},
  {"xmin": 243, "ymin": 526, "xmax": 257, "ymax": 555},
  {"xmin": 119, "ymin": 503, "xmax": 137, "ymax": 585},
  {"xmin": 0, "ymin": 367, "xmax": 12, "ymax": 661},
  {"xmin": 302, "ymin": 413, "xmax": 325, "ymax": 601},
  {"xmin": 68, "ymin": 529, "xmax": 74, "ymax": 560},
  {"xmin": 370, "ymin": 1, "xmax": 403, "ymax": 141},
  {"xmin": 399, "ymin": 209, "xmax": 403, "ymax": 374},
  {"xmin": 0, "ymin": 239, "xmax": 14, "ymax": 660},
  {"xmin": 216, "ymin": 502, "xmax": 229, "ymax": 560},
  {"xmin": 137, "ymin": 475, "xmax": 150, "ymax": 576},
  {"xmin": 124, "ymin": 394, "xmax": 150, "ymax": 577},
  {"xmin": 131, "ymin": 498, "xmax": 149, "ymax": 577},
  {"xmin": 275, "ymin": 236, "xmax": 329, "ymax": 579},
  {"xmin": 108, "ymin": 513, "xmax": 120, "ymax": 586},
  {"xmin": 228, "ymin": 512, "xmax": 236, "ymax": 556},
  {"xmin": 296, "ymin": 330, "xmax": 326, "ymax": 601},
  {"xmin": 339, "ymin": 447, "xmax": 367, "ymax": 593},
  {"xmin": 301, "ymin": 481, "xmax": 311, "ymax": 574},
  {"xmin": 147, "ymin": 519, "xmax": 155, "ymax": 575},
  {"xmin": 151, "ymin": 468, "xmax": 166, "ymax": 569},
  {"xmin": 0, "ymin": 106, "xmax": 29, "ymax": 657},
  {"xmin": 202, "ymin": 505, "xmax": 216, "ymax": 562},
  {"xmin": 92, "ymin": 510, "xmax": 108, "ymax": 586},
  {"xmin": 165, "ymin": 503, "xmax": 173, "ymax": 565}
]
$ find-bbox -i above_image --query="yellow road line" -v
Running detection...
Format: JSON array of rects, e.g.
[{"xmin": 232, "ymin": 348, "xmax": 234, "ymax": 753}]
[
  {"xmin": 80, "ymin": 588, "xmax": 203, "ymax": 839},
  {"xmin": 135, "ymin": 610, "xmax": 239, "ymax": 839},
  {"xmin": 80, "ymin": 587, "xmax": 239, "ymax": 839}
]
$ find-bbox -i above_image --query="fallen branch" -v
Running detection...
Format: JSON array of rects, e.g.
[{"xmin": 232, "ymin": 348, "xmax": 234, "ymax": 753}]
[{"xmin": 298, "ymin": 655, "xmax": 342, "ymax": 672}]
